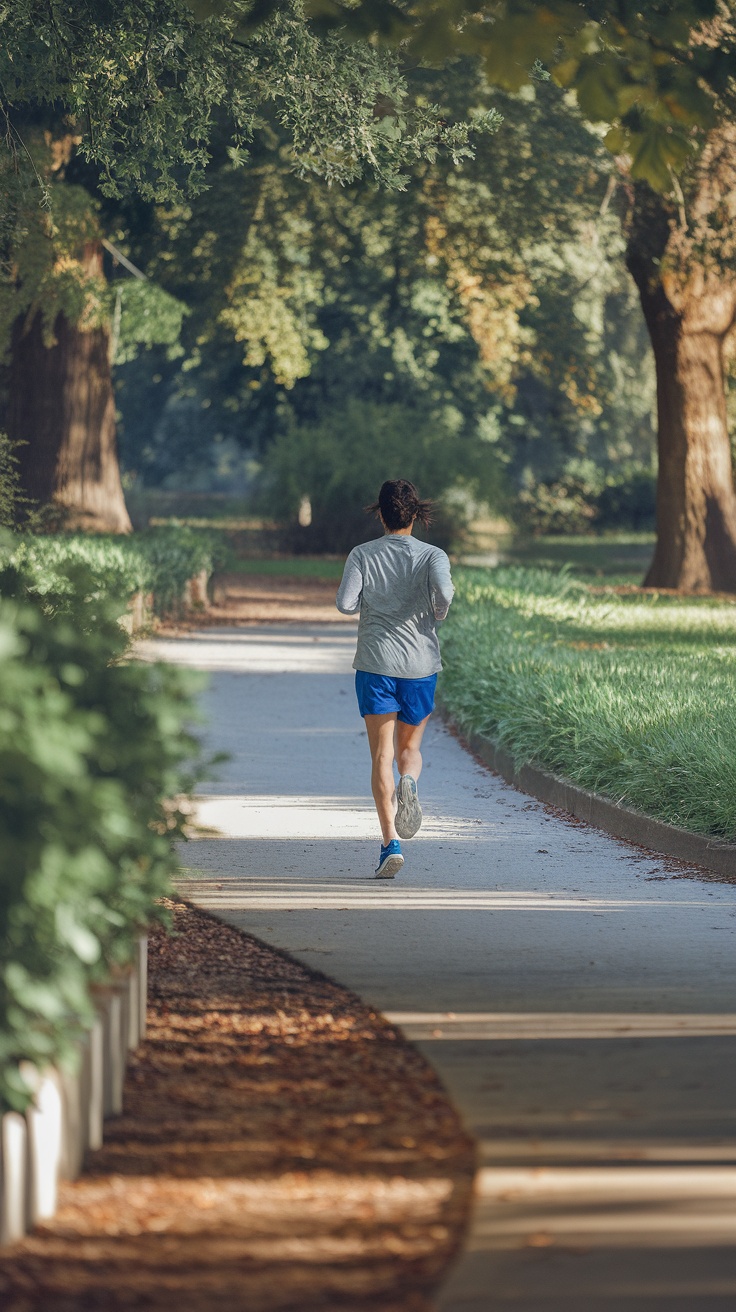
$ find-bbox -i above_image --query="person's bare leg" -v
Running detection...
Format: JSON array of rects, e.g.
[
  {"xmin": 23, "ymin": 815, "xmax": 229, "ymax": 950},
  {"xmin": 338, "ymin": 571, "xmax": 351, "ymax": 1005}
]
[
  {"xmin": 394, "ymin": 716, "xmax": 431, "ymax": 839},
  {"xmin": 365, "ymin": 712, "xmax": 399, "ymax": 845},
  {"xmin": 395, "ymin": 715, "xmax": 430, "ymax": 782}
]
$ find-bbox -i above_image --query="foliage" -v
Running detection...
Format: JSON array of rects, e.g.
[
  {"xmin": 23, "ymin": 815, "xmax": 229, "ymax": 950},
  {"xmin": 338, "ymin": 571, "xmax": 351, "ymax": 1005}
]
[
  {"xmin": 517, "ymin": 460, "xmax": 603, "ymax": 535},
  {"xmin": 301, "ymin": 0, "xmax": 736, "ymax": 193},
  {"xmin": 117, "ymin": 74, "xmax": 655, "ymax": 520},
  {"xmin": 260, "ymin": 398, "xmax": 502, "ymax": 551},
  {"xmin": 0, "ymin": 2, "xmax": 491, "ymax": 201},
  {"xmin": 0, "ymin": 432, "xmax": 42, "ymax": 529},
  {"xmin": 440, "ymin": 565, "xmax": 736, "ymax": 838},
  {"xmin": 133, "ymin": 524, "xmax": 223, "ymax": 613},
  {"xmin": 0, "ymin": 164, "xmax": 107, "ymax": 353},
  {"xmin": 112, "ymin": 281, "xmax": 188, "ymax": 366},
  {"xmin": 0, "ymin": 145, "xmax": 189, "ymax": 364},
  {"xmin": 6, "ymin": 525, "xmax": 222, "ymax": 617},
  {"xmin": 0, "ymin": 553, "xmax": 201, "ymax": 1111},
  {"xmin": 188, "ymin": 0, "xmax": 736, "ymax": 188},
  {"xmin": 0, "ymin": 2, "xmax": 496, "ymax": 390},
  {"xmin": 517, "ymin": 460, "xmax": 655, "ymax": 535}
]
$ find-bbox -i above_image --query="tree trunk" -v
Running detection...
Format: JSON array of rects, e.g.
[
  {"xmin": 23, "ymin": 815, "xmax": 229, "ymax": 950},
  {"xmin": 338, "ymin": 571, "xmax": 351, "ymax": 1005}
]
[
  {"xmin": 627, "ymin": 180, "xmax": 736, "ymax": 593},
  {"xmin": 7, "ymin": 244, "xmax": 132, "ymax": 534},
  {"xmin": 632, "ymin": 273, "xmax": 736, "ymax": 591}
]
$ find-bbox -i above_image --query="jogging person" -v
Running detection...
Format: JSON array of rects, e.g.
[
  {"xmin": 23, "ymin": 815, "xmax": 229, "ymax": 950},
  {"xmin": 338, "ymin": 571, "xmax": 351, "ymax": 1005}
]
[{"xmin": 336, "ymin": 479, "xmax": 454, "ymax": 878}]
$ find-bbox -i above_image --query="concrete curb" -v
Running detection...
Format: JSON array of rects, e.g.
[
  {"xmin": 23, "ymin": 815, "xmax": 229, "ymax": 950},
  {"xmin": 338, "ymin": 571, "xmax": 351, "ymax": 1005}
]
[
  {"xmin": 0, "ymin": 934, "xmax": 147, "ymax": 1247},
  {"xmin": 454, "ymin": 724, "xmax": 736, "ymax": 881}
]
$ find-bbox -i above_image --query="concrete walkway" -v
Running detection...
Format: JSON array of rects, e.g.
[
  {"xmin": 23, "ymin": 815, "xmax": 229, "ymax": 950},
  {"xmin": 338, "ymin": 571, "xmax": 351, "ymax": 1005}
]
[{"xmin": 140, "ymin": 624, "xmax": 736, "ymax": 1311}]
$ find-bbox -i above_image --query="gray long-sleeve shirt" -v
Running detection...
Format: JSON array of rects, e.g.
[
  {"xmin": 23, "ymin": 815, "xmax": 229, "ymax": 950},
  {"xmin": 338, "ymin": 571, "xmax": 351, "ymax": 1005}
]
[{"xmin": 335, "ymin": 533, "xmax": 454, "ymax": 678}]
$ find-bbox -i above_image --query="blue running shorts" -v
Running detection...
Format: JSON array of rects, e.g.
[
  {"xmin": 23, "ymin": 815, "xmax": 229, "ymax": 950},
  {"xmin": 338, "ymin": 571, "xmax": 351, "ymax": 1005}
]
[{"xmin": 355, "ymin": 670, "xmax": 437, "ymax": 725}]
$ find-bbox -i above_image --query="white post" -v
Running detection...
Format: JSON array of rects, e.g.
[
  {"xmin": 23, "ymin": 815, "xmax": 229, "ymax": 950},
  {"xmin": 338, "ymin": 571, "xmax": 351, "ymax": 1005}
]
[
  {"xmin": 137, "ymin": 936, "xmax": 148, "ymax": 1041},
  {"xmin": 22, "ymin": 1065, "xmax": 63, "ymax": 1224},
  {"xmin": 87, "ymin": 1018, "xmax": 104, "ymax": 1151},
  {"xmin": 59, "ymin": 1044, "xmax": 86, "ymax": 1181},
  {"xmin": 127, "ymin": 965, "xmax": 140, "ymax": 1049},
  {"xmin": 0, "ymin": 1111, "xmax": 28, "ymax": 1244},
  {"xmin": 99, "ymin": 991, "xmax": 124, "ymax": 1117}
]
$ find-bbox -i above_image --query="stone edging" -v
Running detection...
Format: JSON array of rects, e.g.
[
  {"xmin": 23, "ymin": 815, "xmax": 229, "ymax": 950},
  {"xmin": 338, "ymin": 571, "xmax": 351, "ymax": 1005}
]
[
  {"xmin": 0, "ymin": 936, "xmax": 148, "ymax": 1247},
  {"xmin": 453, "ymin": 723, "xmax": 736, "ymax": 881}
]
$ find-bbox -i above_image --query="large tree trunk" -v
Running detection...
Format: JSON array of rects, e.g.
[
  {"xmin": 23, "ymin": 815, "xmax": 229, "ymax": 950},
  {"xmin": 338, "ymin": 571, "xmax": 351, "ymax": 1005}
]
[
  {"xmin": 630, "ymin": 268, "xmax": 736, "ymax": 591},
  {"xmin": 626, "ymin": 172, "xmax": 736, "ymax": 593},
  {"xmin": 7, "ymin": 243, "xmax": 131, "ymax": 534}
]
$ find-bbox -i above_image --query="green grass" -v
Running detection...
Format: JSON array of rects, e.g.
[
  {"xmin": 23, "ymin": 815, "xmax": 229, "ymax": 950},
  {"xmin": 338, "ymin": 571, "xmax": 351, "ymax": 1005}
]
[
  {"xmin": 439, "ymin": 566, "xmax": 736, "ymax": 840},
  {"xmin": 222, "ymin": 556, "xmax": 346, "ymax": 579},
  {"xmin": 500, "ymin": 531, "xmax": 656, "ymax": 580},
  {"xmin": 223, "ymin": 531, "xmax": 655, "ymax": 584}
]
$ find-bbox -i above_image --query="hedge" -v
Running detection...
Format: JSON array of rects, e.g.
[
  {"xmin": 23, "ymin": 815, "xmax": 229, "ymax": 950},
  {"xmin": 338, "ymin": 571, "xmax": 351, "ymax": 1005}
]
[
  {"xmin": 0, "ymin": 553, "xmax": 202, "ymax": 1112},
  {"xmin": 3, "ymin": 524, "xmax": 226, "ymax": 619}
]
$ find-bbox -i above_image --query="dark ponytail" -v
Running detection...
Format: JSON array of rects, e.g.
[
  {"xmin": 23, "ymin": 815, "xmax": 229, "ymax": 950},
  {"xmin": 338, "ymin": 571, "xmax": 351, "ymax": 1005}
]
[{"xmin": 366, "ymin": 479, "xmax": 433, "ymax": 531}]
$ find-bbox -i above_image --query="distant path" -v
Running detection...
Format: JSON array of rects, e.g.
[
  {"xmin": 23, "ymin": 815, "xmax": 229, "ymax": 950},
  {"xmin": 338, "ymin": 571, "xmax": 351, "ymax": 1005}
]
[{"xmin": 140, "ymin": 622, "xmax": 736, "ymax": 1312}]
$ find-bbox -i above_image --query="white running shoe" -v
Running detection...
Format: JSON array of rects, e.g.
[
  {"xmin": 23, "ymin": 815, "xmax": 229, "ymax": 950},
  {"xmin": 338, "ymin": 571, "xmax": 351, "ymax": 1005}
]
[{"xmin": 395, "ymin": 774, "xmax": 422, "ymax": 839}]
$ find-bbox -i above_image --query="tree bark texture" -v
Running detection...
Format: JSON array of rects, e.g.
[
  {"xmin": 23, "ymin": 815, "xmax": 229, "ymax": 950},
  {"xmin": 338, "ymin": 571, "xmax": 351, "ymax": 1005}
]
[
  {"xmin": 630, "ymin": 263, "xmax": 736, "ymax": 591},
  {"xmin": 7, "ymin": 245, "xmax": 132, "ymax": 534},
  {"xmin": 626, "ymin": 133, "xmax": 736, "ymax": 593}
]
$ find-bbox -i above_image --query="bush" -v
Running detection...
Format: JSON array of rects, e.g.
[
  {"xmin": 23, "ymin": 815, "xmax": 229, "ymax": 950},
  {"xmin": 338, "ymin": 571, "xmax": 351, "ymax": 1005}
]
[
  {"xmin": 516, "ymin": 458, "xmax": 603, "ymax": 535},
  {"xmin": 260, "ymin": 399, "xmax": 502, "ymax": 554},
  {"xmin": 596, "ymin": 465, "xmax": 656, "ymax": 531},
  {"xmin": 517, "ymin": 460, "xmax": 655, "ymax": 536},
  {"xmin": 0, "ymin": 432, "xmax": 51, "ymax": 531},
  {"xmin": 0, "ymin": 556, "xmax": 201, "ymax": 1111},
  {"xmin": 4, "ymin": 524, "xmax": 222, "ymax": 618}
]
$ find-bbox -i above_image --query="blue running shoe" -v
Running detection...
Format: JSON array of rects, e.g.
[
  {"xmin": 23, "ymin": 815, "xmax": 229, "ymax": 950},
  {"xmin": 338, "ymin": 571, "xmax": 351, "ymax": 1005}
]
[{"xmin": 375, "ymin": 839, "xmax": 404, "ymax": 879}]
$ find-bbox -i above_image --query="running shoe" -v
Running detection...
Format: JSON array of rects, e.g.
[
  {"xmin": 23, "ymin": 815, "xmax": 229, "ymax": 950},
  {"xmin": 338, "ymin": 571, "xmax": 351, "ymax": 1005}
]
[
  {"xmin": 395, "ymin": 774, "xmax": 422, "ymax": 839},
  {"xmin": 375, "ymin": 839, "xmax": 404, "ymax": 879}
]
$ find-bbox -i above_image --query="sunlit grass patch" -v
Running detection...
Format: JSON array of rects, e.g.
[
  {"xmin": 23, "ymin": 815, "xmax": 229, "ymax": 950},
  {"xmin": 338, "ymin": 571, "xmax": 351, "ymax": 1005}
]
[
  {"xmin": 502, "ymin": 531, "xmax": 655, "ymax": 579},
  {"xmin": 223, "ymin": 555, "xmax": 346, "ymax": 579},
  {"xmin": 439, "ymin": 567, "xmax": 736, "ymax": 840}
]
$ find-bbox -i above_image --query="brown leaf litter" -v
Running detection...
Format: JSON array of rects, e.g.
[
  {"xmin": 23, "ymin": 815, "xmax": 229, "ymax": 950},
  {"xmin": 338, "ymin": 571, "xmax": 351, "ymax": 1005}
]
[{"xmin": 0, "ymin": 900, "xmax": 475, "ymax": 1312}]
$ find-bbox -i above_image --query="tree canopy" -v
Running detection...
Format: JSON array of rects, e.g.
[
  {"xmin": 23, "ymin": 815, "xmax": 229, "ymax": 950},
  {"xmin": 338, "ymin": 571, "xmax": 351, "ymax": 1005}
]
[
  {"xmin": 112, "ymin": 70, "xmax": 655, "ymax": 545},
  {"xmin": 0, "ymin": 0, "xmax": 492, "ymax": 201},
  {"xmin": 188, "ymin": 0, "xmax": 736, "ymax": 191}
]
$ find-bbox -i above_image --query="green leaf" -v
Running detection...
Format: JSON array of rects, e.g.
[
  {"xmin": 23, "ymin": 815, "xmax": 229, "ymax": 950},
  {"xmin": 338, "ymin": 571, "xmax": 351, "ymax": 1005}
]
[{"xmin": 629, "ymin": 128, "xmax": 674, "ymax": 192}]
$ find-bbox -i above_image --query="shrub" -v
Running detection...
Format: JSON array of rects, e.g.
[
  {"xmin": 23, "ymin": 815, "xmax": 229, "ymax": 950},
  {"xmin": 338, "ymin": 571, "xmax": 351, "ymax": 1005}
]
[
  {"xmin": 516, "ymin": 459, "xmax": 604, "ymax": 535},
  {"xmin": 0, "ymin": 556, "xmax": 201, "ymax": 1111},
  {"xmin": 596, "ymin": 465, "xmax": 656, "ymax": 531},
  {"xmin": 0, "ymin": 432, "xmax": 51, "ymax": 531},
  {"xmin": 135, "ymin": 524, "xmax": 220, "ymax": 615},
  {"xmin": 260, "ymin": 399, "xmax": 502, "ymax": 554},
  {"xmin": 516, "ymin": 460, "xmax": 656, "ymax": 536},
  {"xmin": 3, "ymin": 524, "xmax": 221, "ymax": 618}
]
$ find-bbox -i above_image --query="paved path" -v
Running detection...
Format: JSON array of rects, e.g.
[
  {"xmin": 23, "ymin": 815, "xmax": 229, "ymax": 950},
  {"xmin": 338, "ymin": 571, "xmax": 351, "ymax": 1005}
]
[{"xmin": 141, "ymin": 624, "xmax": 736, "ymax": 1311}]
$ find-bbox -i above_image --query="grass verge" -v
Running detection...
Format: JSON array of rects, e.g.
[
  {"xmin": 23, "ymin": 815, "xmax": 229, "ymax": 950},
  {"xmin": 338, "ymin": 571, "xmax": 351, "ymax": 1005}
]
[
  {"xmin": 439, "ymin": 566, "xmax": 736, "ymax": 841},
  {"xmin": 501, "ymin": 531, "xmax": 655, "ymax": 579}
]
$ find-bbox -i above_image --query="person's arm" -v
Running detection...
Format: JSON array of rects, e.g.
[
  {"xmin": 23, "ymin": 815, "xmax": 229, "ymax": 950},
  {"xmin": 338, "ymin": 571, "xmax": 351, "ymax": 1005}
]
[
  {"xmin": 429, "ymin": 549, "xmax": 454, "ymax": 621},
  {"xmin": 336, "ymin": 549, "xmax": 363, "ymax": 614}
]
